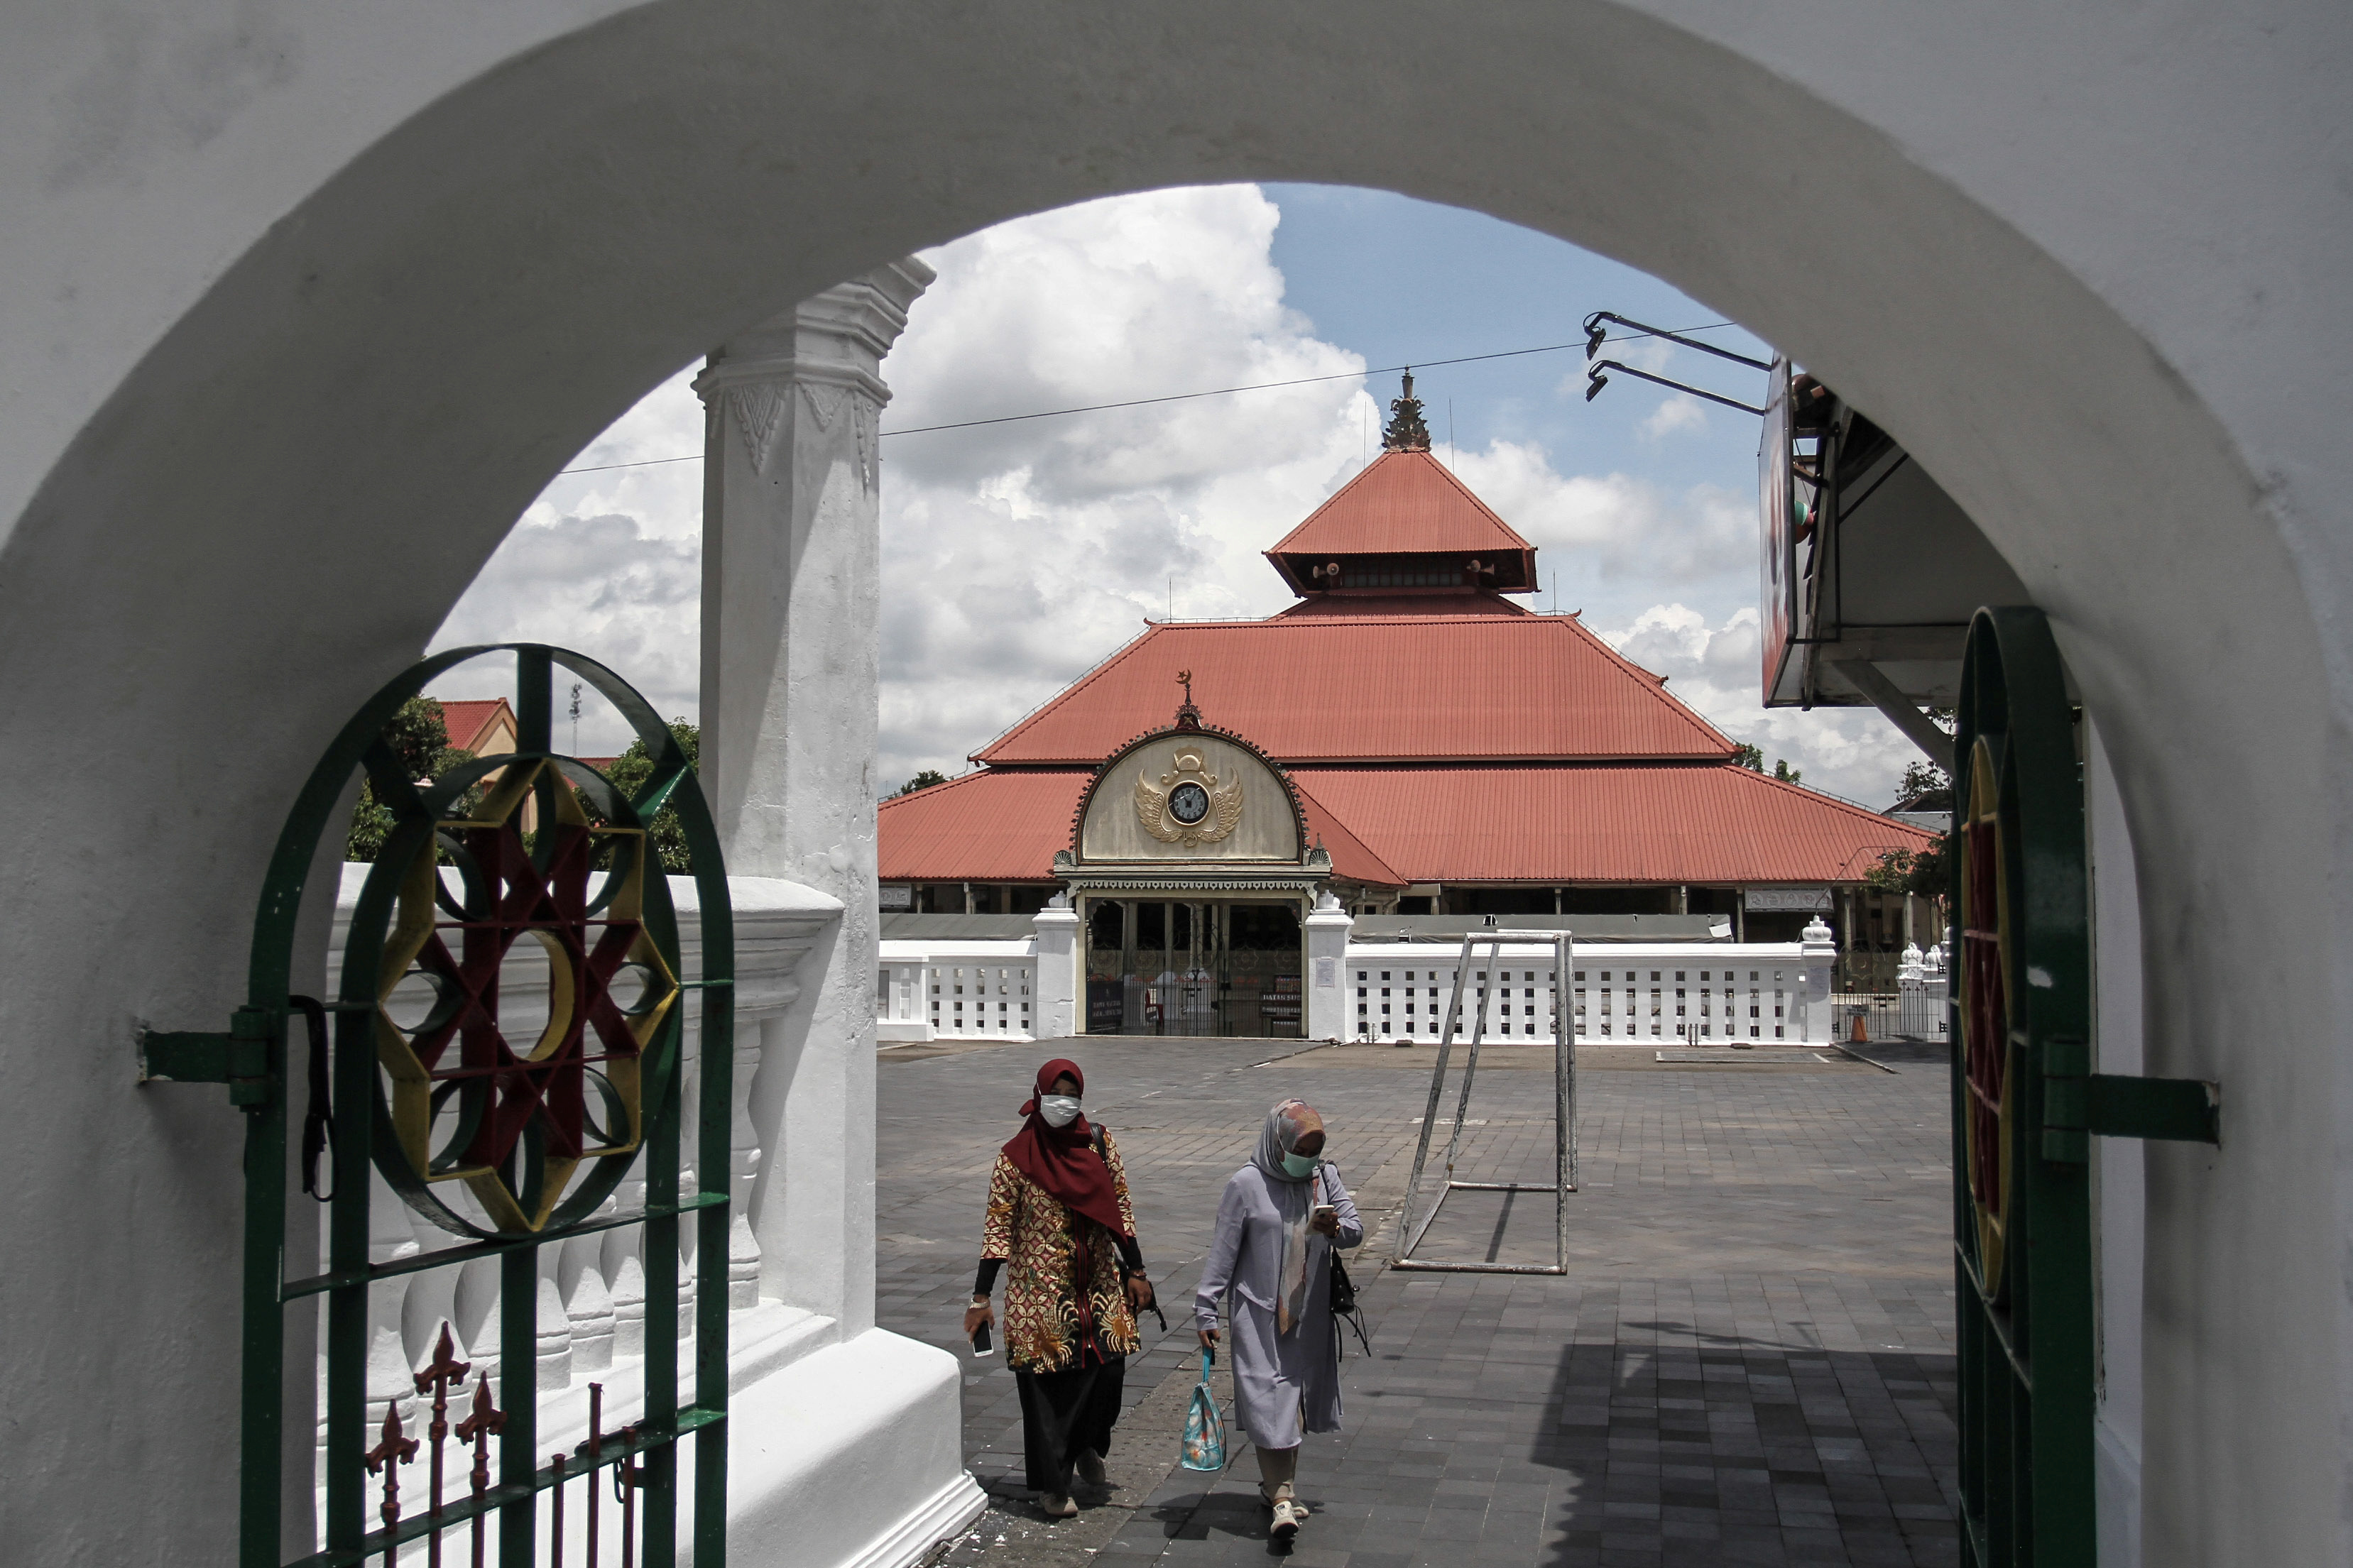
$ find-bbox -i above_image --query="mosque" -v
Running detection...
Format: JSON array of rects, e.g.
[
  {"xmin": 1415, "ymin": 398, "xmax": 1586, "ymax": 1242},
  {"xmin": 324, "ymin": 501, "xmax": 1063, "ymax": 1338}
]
[{"xmin": 879, "ymin": 378, "xmax": 1936, "ymax": 1028}]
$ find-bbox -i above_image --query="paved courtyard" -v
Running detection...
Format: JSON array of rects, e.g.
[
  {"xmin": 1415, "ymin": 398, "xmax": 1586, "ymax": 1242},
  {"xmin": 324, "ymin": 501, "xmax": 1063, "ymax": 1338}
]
[{"xmin": 878, "ymin": 1036, "xmax": 1958, "ymax": 1567}]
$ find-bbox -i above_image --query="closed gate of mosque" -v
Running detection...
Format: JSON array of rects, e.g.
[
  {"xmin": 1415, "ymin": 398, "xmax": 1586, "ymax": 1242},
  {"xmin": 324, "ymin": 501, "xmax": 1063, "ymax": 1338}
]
[
  {"xmin": 144, "ymin": 645, "xmax": 733, "ymax": 1567},
  {"xmin": 1951, "ymin": 608, "xmax": 2216, "ymax": 1566}
]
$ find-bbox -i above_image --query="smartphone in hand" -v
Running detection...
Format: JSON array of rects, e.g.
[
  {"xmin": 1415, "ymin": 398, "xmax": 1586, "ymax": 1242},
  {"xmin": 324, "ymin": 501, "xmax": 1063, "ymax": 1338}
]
[{"xmin": 1312, "ymin": 1204, "xmax": 1338, "ymax": 1226}]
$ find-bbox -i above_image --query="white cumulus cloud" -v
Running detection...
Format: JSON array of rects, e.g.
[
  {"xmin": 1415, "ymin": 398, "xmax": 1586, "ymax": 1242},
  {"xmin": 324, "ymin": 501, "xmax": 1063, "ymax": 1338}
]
[
  {"xmin": 428, "ymin": 185, "xmax": 1923, "ymax": 803},
  {"xmin": 1595, "ymin": 603, "xmax": 1923, "ymax": 806}
]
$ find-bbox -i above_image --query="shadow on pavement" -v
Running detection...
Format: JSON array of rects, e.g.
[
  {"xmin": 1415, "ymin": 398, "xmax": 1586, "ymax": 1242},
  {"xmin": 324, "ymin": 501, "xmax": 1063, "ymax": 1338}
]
[{"xmin": 1534, "ymin": 1329, "xmax": 1959, "ymax": 1567}]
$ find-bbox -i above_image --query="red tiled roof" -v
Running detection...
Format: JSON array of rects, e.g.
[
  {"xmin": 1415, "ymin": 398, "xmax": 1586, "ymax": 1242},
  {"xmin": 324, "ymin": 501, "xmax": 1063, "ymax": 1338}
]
[
  {"xmin": 1290, "ymin": 779, "xmax": 1407, "ymax": 887},
  {"xmin": 1273, "ymin": 592, "xmax": 1529, "ymax": 618},
  {"xmin": 1266, "ymin": 450, "xmax": 1533, "ymax": 559},
  {"xmin": 877, "ymin": 770, "xmax": 1088, "ymax": 882},
  {"xmin": 435, "ymin": 698, "xmax": 513, "ymax": 754},
  {"xmin": 973, "ymin": 616, "xmax": 1737, "ymax": 765},
  {"xmin": 1285, "ymin": 764, "xmax": 1938, "ymax": 884},
  {"xmin": 876, "ymin": 760, "xmax": 1935, "ymax": 887}
]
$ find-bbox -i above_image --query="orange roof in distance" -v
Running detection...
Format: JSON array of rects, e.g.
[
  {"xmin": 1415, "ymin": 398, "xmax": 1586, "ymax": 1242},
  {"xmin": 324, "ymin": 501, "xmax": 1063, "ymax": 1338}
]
[
  {"xmin": 1265, "ymin": 450, "xmax": 1537, "ymax": 596},
  {"xmin": 435, "ymin": 698, "xmax": 516, "ymax": 755},
  {"xmin": 974, "ymin": 615, "xmax": 1737, "ymax": 766},
  {"xmin": 878, "ymin": 770, "xmax": 1091, "ymax": 882}
]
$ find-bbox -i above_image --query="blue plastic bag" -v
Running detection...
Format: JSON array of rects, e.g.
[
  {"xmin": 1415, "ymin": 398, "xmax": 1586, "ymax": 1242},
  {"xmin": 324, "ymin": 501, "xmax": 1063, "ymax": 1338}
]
[{"xmin": 1179, "ymin": 1347, "xmax": 1227, "ymax": 1471}]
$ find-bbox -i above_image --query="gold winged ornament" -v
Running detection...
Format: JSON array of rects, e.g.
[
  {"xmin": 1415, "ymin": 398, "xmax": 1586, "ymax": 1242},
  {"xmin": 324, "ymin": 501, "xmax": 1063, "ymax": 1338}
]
[{"xmin": 1135, "ymin": 748, "xmax": 1245, "ymax": 849}]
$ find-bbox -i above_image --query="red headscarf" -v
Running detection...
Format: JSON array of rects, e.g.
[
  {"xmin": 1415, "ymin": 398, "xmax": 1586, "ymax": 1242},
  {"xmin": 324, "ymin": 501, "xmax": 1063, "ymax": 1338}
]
[{"xmin": 1001, "ymin": 1058, "xmax": 1130, "ymax": 1237}]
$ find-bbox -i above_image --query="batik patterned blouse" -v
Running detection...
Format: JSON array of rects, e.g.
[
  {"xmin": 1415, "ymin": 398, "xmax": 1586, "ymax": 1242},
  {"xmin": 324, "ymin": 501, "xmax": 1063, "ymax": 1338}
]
[{"xmin": 981, "ymin": 1134, "xmax": 1142, "ymax": 1373}]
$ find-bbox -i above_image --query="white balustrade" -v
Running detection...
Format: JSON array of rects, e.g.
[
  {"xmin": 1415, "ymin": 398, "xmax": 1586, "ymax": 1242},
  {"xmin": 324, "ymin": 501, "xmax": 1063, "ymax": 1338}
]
[
  {"xmin": 319, "ymin": 864, "xmax": 831, "ymax": 1487},
  {"xmin": 892, "ymin": 913, "xmax": 1841, "ymax": 1048},
  {"xmin": 875, "ymin": 941, "xmax": 1039, "ymax": 1043}
]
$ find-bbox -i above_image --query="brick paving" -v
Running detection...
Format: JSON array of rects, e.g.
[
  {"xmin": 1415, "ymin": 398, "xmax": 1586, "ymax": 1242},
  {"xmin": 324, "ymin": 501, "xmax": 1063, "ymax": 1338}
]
[{"xmin": 878, "ymin": 1037, "xmax": 1957, "ymax": 1567}]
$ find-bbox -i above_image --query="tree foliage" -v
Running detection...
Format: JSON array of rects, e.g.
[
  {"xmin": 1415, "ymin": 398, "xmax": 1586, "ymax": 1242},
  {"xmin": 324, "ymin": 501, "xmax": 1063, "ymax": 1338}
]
[
  {"xmin": 1732, "ymin": 744, "xmax": 1803, "ymax": 786},
  {"xmin": 1866, "ymin": 841, "xmax": 1949, "ymax": 899},
  {"xmin": 346, "ymin": 697, "xmax": 477, "ymax": 860},
  {"xmin": 594, "ymin": 718, "xmax": 700, "ymax": 873},
  {"xmin": 896, "ymin": 769, "xmax": 949, "ymax": 796}
]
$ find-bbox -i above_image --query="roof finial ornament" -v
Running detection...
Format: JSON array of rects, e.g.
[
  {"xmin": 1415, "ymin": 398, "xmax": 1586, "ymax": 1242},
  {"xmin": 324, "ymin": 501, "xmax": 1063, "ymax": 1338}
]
[
  {"xmin": 1381, "ymin": 368, "xmax": 1432, "ymax": 453},
  {"xmin": 1175, "ymin": 669, "xmax": 1201, "ymax": 728}
]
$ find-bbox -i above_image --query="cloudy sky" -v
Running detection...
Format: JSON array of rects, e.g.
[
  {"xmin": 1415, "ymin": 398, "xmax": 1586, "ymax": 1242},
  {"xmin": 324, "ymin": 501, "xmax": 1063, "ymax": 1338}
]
[{"xmin": 429, "ymin": 183, "xmax": 1921, "ymax": 804}]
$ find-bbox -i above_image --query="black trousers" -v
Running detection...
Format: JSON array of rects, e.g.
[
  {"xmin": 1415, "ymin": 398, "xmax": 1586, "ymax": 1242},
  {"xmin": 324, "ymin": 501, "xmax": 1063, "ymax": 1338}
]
[{"xmin": 1015, "ymin": 1356, "xmax": 1126, "ymax": 1493}]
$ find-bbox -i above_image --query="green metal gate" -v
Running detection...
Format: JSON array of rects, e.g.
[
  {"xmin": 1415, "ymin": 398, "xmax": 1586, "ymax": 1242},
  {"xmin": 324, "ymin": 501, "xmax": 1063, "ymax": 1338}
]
[
  {"xmin": 1952, "ymin": 608, "xmax": 2217, "ymax": 1567},
  {"xmin": 146, "ymin": 645, "xmax": 732, "ymax": 1566}
]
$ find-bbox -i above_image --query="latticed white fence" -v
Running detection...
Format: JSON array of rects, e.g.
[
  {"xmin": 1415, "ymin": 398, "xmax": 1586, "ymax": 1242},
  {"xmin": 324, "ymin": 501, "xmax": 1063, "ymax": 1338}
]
[
  {"xmin": 877, "ymin": 950, "xmax": 1038, "ymax": 1041},
  {"xmin": 1343, "ymin": 942, "xmax": 1825, "ymax": 1046},
  {"xmin": 877, "ymin": 933, "xmax": 1838, "ymax": 1046}
]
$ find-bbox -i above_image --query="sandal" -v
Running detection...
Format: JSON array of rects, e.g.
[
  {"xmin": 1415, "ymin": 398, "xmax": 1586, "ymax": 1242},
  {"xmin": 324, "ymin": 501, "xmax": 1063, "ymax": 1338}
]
[{"xmin": 1039, "ymin": 1493, "xmax": 1079, "ymax": 1519}]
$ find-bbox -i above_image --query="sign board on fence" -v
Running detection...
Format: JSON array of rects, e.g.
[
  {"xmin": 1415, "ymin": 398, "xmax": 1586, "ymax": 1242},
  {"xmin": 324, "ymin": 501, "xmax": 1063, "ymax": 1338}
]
[
  {"xmin": 878, "ymin": 884, "xmax": 913, "ymax": 911},
  {"xmin": 1745, "ymin": 887, "xmax": 1831, "ymax": 912},
  {"xmin": 1314, "ymin": 956, "xmax": 1337, "ymax": 988}
]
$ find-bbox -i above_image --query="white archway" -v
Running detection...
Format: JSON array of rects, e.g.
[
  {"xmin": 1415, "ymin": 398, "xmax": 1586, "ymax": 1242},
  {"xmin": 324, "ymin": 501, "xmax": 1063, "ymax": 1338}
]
[{"xmin": 1, "ymin": 5, "xmax": 2342, "ymax": 1563}]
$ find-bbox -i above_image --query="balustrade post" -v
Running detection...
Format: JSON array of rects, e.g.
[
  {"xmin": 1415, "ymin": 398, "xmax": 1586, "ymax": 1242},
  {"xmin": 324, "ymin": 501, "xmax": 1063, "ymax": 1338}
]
[
  {"xmin": 562, "ymin": 1202, "xmax": 619, "ymax": 1375},
  {"xmin": 535, "ymin": 1246, "xmax": 572, "ymax": 1391},
  {"xmin": 364, "ymin": 1170, "xmax": 421, "ymax": 1435},
  {"xmin": 728, "ymin": 1024, "xmax": 767, "ymax": 1308},
  {"xmin": 606, "ymin": 1160, "xmax": 650, "ymax": 1361}
]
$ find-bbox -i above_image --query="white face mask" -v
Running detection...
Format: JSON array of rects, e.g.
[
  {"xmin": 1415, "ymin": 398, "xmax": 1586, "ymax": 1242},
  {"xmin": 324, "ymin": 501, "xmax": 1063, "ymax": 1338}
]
[{"xmin": 1037, "ymin": 1095, "xmax": 1082, "ymax": 1129}]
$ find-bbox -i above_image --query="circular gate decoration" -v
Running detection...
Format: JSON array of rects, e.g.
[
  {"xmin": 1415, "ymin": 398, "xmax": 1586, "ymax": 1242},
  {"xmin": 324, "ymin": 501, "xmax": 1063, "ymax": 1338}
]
[
  {"xmin": 1958, "ymin": 736, "xmax": 2015, "ymax": 1298},
  {"xmin": 362, "ymin": 757, "xmax": 679, "ymax": 1235}
]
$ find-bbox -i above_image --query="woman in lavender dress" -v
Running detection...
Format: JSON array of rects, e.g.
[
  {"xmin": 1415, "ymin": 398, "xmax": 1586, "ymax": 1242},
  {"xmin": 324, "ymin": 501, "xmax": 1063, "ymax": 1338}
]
[{"xmin": 1195, "ymin": 1098, "xmax": 1363, "ymax": 1544}]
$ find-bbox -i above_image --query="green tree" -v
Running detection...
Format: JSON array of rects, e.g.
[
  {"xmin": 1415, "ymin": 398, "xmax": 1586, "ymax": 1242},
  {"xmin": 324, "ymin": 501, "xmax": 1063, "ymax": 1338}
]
[
  {"xmin": 1733, "ymin": 744, "xmax": 1803, "ymax": 785},
  {"xmin": 1866, "ymin": 841, "xmax": 1949, "ymax": 899},
  {"xmin": 895, "ymin": 769, "xmax": 949, "ymax": 796},
  {"xmin": 346, "ymin": 697, "xmax": 478, "ymax": 860},
  {"xmin": 595, "ymin": 718, "xmax": 701, "ymax": 873}
]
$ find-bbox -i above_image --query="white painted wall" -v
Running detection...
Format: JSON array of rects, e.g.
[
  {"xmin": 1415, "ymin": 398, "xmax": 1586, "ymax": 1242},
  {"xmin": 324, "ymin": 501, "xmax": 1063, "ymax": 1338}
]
[
  {"xmin": 1, "ymin": 4, "xmax": 2347, "ymax": 1562},
  {"xmin": 2087, "ymin": 718, "xmax": 2148, "ymax": 1568}
]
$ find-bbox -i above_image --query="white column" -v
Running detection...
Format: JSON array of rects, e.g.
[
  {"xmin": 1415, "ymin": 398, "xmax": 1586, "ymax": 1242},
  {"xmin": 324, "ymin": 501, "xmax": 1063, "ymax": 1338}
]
[
  {"xmin": 1032, "ymin": 897, "xmax": 1081, "ymax": 1041},
  {"xmin": 697, "ymin": 259, "xmax": 933, "ymax": 1332},
  {"xmin": 1305, "ymin": 893, "xmax": 1354, "ymax": 1042},
  {"xmin": 1800, "ymin": 916, "xmax": 1838, "ymax": 1043}
]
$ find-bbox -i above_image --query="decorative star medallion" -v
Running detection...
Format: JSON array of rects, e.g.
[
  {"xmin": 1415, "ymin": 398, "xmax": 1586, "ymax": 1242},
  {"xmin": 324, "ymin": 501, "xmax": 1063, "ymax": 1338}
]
[{"xmin": 372, "ymin": 758, "xmax": 677, "ymax": 1234}]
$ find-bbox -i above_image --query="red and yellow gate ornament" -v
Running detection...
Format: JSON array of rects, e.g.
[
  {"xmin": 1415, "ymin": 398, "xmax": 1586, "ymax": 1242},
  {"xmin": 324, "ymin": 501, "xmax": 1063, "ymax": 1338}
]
[
  {"xmin": 1958, "ymin": 737, "xmax": 2014, "ymax": 1300},
  {"xmin": 372, "ymin": 757, "xmax": 677, "ymax": 1235}
]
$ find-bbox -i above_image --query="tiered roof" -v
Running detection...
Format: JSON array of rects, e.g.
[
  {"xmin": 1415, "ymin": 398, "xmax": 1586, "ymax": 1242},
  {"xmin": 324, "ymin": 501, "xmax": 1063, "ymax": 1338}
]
[{"xmin": 880, "ymin": 399, "xmax": 1936, "ymax": 891}]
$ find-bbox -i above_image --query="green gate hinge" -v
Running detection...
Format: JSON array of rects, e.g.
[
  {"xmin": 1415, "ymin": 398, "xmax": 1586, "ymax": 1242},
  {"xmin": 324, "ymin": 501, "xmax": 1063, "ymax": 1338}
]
[
  {"xmin": 138, "ymin": 1005, "xmax": 275, "ymax": 1107},
  {"xmin": 2044, "ymin": 1070, "xmax": 2220, "ymax": 1158}
]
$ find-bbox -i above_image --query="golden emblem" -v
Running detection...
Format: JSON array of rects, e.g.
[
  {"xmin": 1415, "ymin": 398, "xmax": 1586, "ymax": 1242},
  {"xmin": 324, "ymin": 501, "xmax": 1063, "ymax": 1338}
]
[{"xmin": 1135, "ymin": 747, "xmax": 1243, "ymax": 848}]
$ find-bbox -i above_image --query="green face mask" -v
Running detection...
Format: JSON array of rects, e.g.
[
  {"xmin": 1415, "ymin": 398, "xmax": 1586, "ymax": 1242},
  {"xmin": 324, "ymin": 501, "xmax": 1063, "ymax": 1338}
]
[{"xmin": 1281, "ymin": 1151, "xmax": 1319, "ymax": 1179}]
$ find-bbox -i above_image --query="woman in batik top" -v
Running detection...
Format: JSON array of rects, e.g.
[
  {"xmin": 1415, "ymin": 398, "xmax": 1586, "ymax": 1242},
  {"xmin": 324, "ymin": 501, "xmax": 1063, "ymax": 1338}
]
[
  {"xmin": 964, "ymin": 1058, "xmax": 1157, "ymax": 1519},
  {"xmin": 1196, "ymin": 1098, "xmax": 1362, "ymax": 1545}
]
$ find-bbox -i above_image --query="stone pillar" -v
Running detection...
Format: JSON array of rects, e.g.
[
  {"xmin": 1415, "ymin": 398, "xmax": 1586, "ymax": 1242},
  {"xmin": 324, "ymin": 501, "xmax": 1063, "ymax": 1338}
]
[
  {"xmin": 1032, "ymin": 896, "xmax": 1081, "ymax": 1041},
  {"xmin": 697, "ymin": 259, "xmax": 933, "ymax": 1333},
  {"xmin": 1799, "ymin": 915, "xmax": 1838, "ymax": 1043},
  {"xmin": 1305, "ymin": 892, "xmax": 1354, "ymax": 1042}
]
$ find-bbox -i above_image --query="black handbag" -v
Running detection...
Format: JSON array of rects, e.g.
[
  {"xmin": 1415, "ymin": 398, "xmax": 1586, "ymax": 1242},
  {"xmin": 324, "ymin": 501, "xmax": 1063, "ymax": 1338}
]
[{"xmin": 1317, "ymin": 1163, "xmax": 1371, "ymax": 1356}]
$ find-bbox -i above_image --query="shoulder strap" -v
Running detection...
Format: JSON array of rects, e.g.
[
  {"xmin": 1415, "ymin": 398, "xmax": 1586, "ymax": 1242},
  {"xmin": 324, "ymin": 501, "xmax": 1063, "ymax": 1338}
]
[{"xmin": 1091, "ymin": 1123, "xmax": 1108, "ymax": 1162}]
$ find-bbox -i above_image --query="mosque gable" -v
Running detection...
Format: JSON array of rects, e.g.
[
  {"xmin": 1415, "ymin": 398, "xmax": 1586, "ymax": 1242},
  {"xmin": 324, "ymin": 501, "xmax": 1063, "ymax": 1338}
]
[{"xmin": 1073, "ymin": 721, "xmax": 1304, "ymax": 865}]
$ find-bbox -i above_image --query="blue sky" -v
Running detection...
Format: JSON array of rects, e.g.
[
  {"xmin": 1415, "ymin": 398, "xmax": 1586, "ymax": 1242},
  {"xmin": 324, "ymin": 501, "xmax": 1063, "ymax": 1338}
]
[
  {"xmin": 434, "ymin": 184, "xmax": 1918, "ymax": 804},
  {"xmin": 1263, "ymin": 182, "xmax": 1771, "ymax": 516}
]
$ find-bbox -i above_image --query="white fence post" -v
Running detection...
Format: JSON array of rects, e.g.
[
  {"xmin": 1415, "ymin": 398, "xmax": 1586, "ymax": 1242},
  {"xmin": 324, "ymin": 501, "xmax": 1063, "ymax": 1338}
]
[
  {"xmin": 1800, "ymin": 916, "xmax": 1838, "ymax": 1042},
  {"xmin": 1305, "ymin": 894, "xmax": 1354, "ymax": 1041},
  {"xmin": 1033, "ymin": 898, "xmax": 1081, "ymax": 1041}
]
